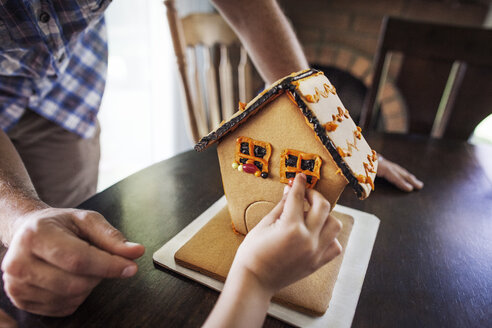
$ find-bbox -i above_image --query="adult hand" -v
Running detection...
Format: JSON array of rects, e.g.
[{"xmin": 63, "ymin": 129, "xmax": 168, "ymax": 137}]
[
  {"xmin": 377, "ymin": 154, "xmax": 424, "ymax": 192},
  {"xmin": 233, "ymin": 173, "xmax": 342, "ymax": 294},
  {"xmin": 1, "ymin": 208, "xmax": 145, "ymax": 317}
]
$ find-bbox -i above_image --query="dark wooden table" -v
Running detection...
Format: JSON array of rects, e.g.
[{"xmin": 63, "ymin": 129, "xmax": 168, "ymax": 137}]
[{"xmin": 1, "ymin": 134, "xmax": 491, "ymax": 327}]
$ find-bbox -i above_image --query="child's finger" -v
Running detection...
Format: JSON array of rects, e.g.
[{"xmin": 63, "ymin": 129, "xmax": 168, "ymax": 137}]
[
  {"xmin": 320, "ymin": 239, "xmax": 343, "ymax": 264},
  {"xmin": 281, "ymin": 173, "xmax": 307, "ymax": 223},
  {"xmin": 255, "ymin": 192, "xmax": 288, "ymax": 228},
  {"xmin": 319, "ymin": 214, "xmax": 342, "ymax": 245},
  {"xmin": 304, "ymin": 189, "xmax": 331, "ymax": 234}
]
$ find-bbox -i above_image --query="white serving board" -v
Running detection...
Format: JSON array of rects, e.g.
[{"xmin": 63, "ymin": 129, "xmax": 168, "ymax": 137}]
[{"xmin": 153, "ymin": 196, "xmax": 379, "ymax": 328}]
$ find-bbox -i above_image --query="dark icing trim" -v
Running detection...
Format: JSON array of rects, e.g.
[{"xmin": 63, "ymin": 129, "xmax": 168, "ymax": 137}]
[
  {"xmin": 194, "ymin": 69, "xmax": 315, "ymax": 152},
  {"xmin": 287, "ymin": 85, "xmax": 365, "ymax": 199},
  {"xmin": 194, "ymin": 69, "xmax": 364, "ymax": 198}
]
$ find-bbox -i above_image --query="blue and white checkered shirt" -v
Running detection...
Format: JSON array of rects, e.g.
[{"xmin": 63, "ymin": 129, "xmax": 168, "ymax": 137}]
[{"xmin": 0, "ymin": 0, "xmax": 110, "ymax": 138}]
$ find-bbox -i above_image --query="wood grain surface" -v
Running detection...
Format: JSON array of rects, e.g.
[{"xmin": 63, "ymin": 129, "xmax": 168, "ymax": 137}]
[{"xmin": 1, "ymin": 133, "xmax": 491, "ymax": 327}]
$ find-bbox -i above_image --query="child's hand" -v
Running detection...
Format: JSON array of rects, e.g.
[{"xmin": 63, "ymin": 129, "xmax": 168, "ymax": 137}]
[
  {"xmin": 203, "ymin": 173, "xmax": 343, "ymax": 328},
  {"xmin": 232, "ymin": 173, "xmax": 343, "ymax": 295}
]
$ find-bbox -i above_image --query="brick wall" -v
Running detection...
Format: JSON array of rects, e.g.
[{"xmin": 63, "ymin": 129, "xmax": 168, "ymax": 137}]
[{"xmin": 278, "ymin": 0, "xmax": 489, "ymax": 132}]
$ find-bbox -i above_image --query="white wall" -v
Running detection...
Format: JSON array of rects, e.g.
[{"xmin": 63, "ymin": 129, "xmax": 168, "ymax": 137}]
[{"xmin": 98, "ymin": 0, "xmax": 177, "ymax": 191}]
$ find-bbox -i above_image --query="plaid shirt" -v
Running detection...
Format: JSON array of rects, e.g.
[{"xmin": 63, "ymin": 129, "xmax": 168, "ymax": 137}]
[{"xmin": 0, "ymin": 0, "xmax": 111, "ymax": 138}]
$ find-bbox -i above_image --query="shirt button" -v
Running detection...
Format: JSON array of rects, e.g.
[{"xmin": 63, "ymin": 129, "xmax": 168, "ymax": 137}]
[{"xmin": 39, "ymin": 12, "xmax": 50, "ymax": 23}]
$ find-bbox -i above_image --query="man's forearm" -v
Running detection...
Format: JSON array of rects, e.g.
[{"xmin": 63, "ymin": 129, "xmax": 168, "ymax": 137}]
[
  {"xmin": 212, "ymin": 0, "xmax": 309, "ymax": 84},
  {"xmin": 0, "ymin": 129, "xmax": 47, "ymax": 245}
]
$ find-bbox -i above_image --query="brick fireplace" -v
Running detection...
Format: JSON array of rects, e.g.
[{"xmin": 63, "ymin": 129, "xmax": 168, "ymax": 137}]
[{"xmin": 279, "ymin": 0, "xmax": 490, "ymax": 132}]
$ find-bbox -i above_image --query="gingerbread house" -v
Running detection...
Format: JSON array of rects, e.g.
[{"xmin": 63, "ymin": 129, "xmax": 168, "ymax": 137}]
[{"xmin": 195, "ymin": 69, "xmax": 378, "ymax": 235}]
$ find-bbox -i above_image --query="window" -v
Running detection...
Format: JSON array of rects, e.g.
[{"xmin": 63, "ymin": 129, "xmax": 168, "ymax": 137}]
[
  {"xmin": 233, "ymin": 137, "xmax": 272, "ymax": 178},
  {"xmin": 280, "ymin": 149, "xmax": 322, "ymax": 188}
]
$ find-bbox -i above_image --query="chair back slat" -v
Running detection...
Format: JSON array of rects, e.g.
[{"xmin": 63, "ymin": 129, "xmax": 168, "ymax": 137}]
[
  {"xmin": 431, "ymin": 61, "xmax": 467, "ymax": 138},
  {"xmin": 188, "ymin": 48, "xmax": 208, "ymax": 137},
  {"xmin": 203, "ymin": 47, "xmax": 221, "ymax": 130},
  {"xmin": 238, "ymin": 47, "xmax": 253, "ymax": 103},
  {"xmin": 219, "ymin": 45, "xmax": 235, "ymax": 120}
]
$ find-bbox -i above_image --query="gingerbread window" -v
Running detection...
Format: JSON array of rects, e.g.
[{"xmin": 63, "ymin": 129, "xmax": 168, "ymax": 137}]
[
  {"xmin": 233, "ymin": 137, "xmax": 272, "ymax": 178},
  {"xmin": 280, "ymin": 149, "xmax": 322, "ymax": 188}
]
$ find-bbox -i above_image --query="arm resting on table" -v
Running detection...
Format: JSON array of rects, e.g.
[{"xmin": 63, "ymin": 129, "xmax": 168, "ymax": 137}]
[
  {"xmin": 0, "ymin": 129, "xmax": 144, "ymax": 317},
  {"xmin": 0, "ymin": 129, "xmax": 46, "ymax": 245},
  {"xmin": 212, "ymin": 0, "xmax": 423, "ymax": 192}
]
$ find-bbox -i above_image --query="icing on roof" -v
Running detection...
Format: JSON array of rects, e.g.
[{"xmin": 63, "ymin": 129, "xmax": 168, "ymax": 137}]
[{"xmin": 195, "ymin": 69, "xmax": 378, "ymax": 199}]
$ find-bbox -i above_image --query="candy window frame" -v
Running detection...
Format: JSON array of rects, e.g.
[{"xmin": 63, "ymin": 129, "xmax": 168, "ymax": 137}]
[
  {"xmin": 235, "ymin": 137, "xmax": 272, "ymax": 173},
  {"xmin": 280, "ymin": 149, "xmax": 322, "ymax": 188}
]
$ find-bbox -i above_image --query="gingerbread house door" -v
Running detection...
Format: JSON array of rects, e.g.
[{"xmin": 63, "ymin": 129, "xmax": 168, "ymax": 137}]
[{"xmin": 245, "ymin": 201, "xmax": 275, "ymax": 232}]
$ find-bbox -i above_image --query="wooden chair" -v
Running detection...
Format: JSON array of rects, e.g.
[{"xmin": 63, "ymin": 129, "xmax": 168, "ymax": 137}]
[
  {"xmin": 164, "ymin": 0, "xmax": 254, "ymax": 142},
  {"xmin": 360, "ymin": 16, "xmax": 492, "ymax": 139}
]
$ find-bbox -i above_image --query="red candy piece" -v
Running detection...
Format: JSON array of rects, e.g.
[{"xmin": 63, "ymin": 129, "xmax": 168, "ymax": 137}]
[
  {"xmin": 242, "ymin": 163, "xmax": 258, "ymax": 174},
  {"xmin": 288, "ymin": 178, "xmax": 295, "ymax": 187}
]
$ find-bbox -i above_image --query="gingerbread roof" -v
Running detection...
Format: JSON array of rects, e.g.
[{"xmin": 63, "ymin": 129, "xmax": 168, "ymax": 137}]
[{"xmin": 195, "ymin": 69, "xmax": 378, "ymax": 199}]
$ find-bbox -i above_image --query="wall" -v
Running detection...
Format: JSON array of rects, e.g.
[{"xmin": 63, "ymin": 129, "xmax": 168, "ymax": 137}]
[{"xmin": 98, "ymin": 0, "xmax": 175, "ymax": 191}]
